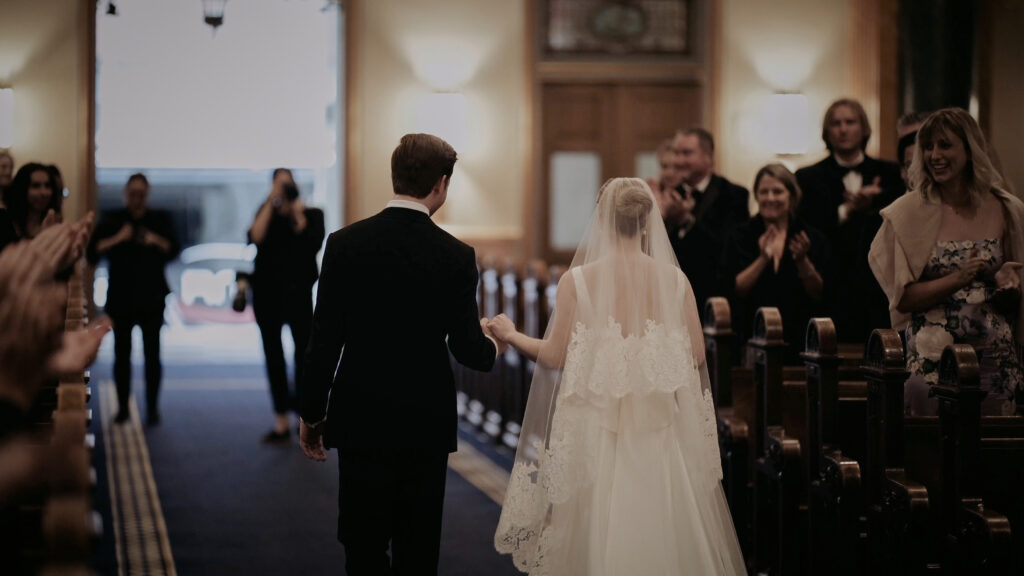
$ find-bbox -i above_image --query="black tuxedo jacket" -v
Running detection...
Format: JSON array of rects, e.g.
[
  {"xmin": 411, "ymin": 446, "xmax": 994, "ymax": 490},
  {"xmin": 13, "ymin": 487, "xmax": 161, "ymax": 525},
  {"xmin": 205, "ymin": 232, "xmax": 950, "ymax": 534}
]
[
  {"xmin": 691, "ymin": 173, "xmax": 750, "ymax": 243},
  {"xmin": 300, "ymin": 206, "xmax": 497, "ymax": 456},
  {"xmin": 795, "ymin": 154, "xmax": 903, "ymax": 341}
]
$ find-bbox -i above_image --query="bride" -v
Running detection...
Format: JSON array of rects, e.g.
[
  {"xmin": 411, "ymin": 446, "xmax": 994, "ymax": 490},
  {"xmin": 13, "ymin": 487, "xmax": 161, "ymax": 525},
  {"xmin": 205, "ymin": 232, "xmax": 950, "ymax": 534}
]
[{"xmin": 489, "ymin": 178, "xmax": 745, "ymax": 575}]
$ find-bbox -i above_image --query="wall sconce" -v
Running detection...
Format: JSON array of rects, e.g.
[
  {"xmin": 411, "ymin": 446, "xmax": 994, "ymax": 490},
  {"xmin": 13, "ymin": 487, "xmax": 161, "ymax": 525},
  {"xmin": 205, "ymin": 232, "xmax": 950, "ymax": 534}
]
[
  {"xmin": 0, "ymin": 89, "xmax": 13, "ymax": 149},
  {"xmin": 763, "ymin": 92, "xmax": 808, "ymax": 155},
  {"xmin": 414, "ymin": 92, "xmax": 468, "ymax": 151}
]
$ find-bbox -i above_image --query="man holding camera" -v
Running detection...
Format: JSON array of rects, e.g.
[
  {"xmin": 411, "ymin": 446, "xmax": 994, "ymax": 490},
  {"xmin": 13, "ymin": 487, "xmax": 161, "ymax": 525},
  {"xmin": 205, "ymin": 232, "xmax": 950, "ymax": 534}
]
[
  {"xmin": 248, "ymin": 168, "xmax": 325, "ymax": 443},
  {"xmin": 88, "ymin": 173, "xmax": 179, "ymax": 425}
]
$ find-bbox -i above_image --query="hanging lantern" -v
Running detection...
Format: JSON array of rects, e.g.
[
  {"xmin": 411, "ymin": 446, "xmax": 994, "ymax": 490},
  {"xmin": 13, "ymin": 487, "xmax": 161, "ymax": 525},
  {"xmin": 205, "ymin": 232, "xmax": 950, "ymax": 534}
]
[{"xmin": 201, "ymin": 0, "xmax": 227, "ymax": 32}]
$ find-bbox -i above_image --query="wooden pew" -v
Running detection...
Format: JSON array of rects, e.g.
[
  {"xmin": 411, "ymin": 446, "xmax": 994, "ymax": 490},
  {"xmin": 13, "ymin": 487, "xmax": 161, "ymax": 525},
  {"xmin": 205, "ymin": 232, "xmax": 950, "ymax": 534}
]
[
  {"xmin": 933, "ymin": 345, "xmax": 1014, "ymax": 574},
  {"xmin": 804, "ymin": 318, "xmax": 863, "ymax": 576},
  {"xmin": 750, "ymin": 307, "xmax": 806, "ymax": 576},
  {"xmin": 862, "ymin": 332, "xmax": 1024, "ymax": 574},
  {"xmin": 704, "ymin": 297, "xmax": 753, "ymax": 558}
]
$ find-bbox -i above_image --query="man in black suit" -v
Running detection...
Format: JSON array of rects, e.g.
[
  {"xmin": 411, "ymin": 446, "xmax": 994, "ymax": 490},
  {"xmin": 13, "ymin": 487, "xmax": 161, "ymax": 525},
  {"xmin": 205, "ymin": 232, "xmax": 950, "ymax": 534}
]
[
  {"xmin": 299, "ymin": 133, "xmax": 502, "ymax": 575},
  {"xmin": 796, "ymin": 98, "xmax": 902, "ymax": 342},
  {"xmin": 655, "ymin": 128, "xmax": 749, "ymax": 308},
  {"xmin": 88, "ymin": 173, "xmax": 179, "ymax": 425}
]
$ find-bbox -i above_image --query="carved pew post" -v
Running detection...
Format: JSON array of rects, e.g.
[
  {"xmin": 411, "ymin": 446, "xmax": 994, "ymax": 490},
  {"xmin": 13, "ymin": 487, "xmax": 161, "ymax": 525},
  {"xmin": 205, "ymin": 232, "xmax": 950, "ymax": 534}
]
[
  {"xmin": 750, "ymin": 307, "xmax": 799, "ymax": 575},
  {"xmin": 805, "ymin": 318, "xmax": 862, "ymax": 576},
  {"xmin": 862, "ymin": 329, "xmax": 930, "ymax": 575},
  {"xmin": 702, "ymin": 297, "xmax": 750, "ymax": 555},
  {"xmin": 704, "ymin": 297, "xmax": 734, "ymax": 408},
  {"xmin": 933, "ymin": 345, "xmax": 1012, "ymax": 574}
]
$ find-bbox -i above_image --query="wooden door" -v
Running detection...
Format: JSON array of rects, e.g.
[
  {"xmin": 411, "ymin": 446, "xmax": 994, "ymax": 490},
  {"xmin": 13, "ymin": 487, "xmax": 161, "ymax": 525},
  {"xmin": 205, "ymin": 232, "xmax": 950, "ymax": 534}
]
[{"xmin": 541, "ymin": 83, "xmax": 702, "ymax": 263}]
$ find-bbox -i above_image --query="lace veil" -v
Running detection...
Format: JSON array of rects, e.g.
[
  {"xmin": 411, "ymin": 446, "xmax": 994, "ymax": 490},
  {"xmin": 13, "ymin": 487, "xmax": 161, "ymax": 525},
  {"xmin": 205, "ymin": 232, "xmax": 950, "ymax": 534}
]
[{"xmin": 494, "ymin": 178, "xmax": 726, "ymax": 571}]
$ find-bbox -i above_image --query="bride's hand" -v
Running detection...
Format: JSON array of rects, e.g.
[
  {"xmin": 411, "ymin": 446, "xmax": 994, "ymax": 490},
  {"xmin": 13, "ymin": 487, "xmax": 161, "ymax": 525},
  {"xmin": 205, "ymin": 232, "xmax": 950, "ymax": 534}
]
[{"xmin": 488, "ymin": 314, "xmax": 517, "ymax": 343}]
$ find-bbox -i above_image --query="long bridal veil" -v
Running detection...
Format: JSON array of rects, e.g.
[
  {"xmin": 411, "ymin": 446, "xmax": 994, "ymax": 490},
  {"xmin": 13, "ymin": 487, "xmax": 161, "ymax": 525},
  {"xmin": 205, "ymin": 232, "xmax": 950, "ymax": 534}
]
[{"xmin": 494, "ymin": 178, "xmax": 745, "ymax": 575}]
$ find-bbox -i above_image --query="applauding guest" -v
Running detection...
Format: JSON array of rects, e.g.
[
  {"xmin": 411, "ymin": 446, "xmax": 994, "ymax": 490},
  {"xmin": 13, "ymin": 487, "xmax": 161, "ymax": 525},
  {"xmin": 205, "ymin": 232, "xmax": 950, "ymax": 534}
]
[
  {"xmin": 0, "ymin": 224, "xmax": 107, "ymax": 440},
  {"xmin": 724, "ymin": 164, "xmax": 829, "ymax": 361},
  {"xmin": 87, "ymin": 173, "xmax": 178, "ymax": 426},
  {"xmin": 0, "ymin": 162, "xmax": 63, "ymax": 253},
  {"xmin": 797, "ymin": 99, "xmax": 903, "ymax": 342},
  {"xmin": 871, "ymin": 108, "xmax": 1024, "ymax": 415}
]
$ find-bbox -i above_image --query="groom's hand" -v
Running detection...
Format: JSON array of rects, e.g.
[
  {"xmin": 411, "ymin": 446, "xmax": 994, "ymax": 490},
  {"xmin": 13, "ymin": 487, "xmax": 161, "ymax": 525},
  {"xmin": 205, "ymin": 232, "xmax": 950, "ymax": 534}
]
[{"xmin": 300, "ymin": 420, "xmax": 327, "ymax": 462}]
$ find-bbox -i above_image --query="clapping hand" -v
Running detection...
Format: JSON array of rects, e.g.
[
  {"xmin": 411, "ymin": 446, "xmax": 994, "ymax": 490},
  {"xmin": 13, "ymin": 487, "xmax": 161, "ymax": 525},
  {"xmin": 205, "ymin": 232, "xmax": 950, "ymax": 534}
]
[
  {"xmin": 48, "ymin": 317, "xmax": 112, "ymax": 379},
  {"xmin": 758, "ymin": 225, "xmax": 781, "ymax": 260},
  {"xmin": 31, "ymin": 212, "xmax": 95, "ymax": 272},
  {"xmin": 0, "ymin": 243, "xmax": 67, "ymax": 410},
  {"xmin": 994, "ymin": 261, "xmax": 1024, "ymax": 291},
  {"xmin": 954, "ymin": 251, "xmax": 988, "ymax": 288},
  {"xmin": 654, "ymin": 185, "xmax": 694, "ymax": 226},
  {"xmin": 788, "ymin": 230, "xmax": 811, "ymax": 262},
  {"xmin": 843, "ymin": 176, "xmax": 882, "ymax": 213}
]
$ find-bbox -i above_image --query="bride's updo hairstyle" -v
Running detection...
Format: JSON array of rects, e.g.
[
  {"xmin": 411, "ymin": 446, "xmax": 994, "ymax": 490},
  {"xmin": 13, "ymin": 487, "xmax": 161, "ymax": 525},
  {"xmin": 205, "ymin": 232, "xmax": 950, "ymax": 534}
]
[{"xmin": 597, "ymin": 177, "xmax": 655, "ymax": 239}]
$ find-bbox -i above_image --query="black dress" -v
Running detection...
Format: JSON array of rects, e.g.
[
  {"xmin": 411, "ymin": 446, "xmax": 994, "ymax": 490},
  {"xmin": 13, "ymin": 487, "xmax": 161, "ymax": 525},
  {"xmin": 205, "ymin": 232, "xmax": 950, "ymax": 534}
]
[{"xmin": 723, "ymin": 215, "xmax": 831, "ymax": 362}]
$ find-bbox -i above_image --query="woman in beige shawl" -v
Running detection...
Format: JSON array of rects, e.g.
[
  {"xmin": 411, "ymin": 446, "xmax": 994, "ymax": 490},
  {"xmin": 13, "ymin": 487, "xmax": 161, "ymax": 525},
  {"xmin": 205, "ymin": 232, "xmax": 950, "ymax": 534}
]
[{"xmin": 870, "ymin": 108, "xmax": 1024, "ymax": 415}]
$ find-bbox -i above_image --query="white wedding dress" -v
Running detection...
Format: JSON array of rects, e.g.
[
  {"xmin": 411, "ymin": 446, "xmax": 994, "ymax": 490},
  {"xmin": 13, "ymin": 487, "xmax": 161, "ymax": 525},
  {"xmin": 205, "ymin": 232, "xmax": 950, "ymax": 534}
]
[{"xmin": 494, "ymin": 179, "xmax": 745, "ymax": 575}]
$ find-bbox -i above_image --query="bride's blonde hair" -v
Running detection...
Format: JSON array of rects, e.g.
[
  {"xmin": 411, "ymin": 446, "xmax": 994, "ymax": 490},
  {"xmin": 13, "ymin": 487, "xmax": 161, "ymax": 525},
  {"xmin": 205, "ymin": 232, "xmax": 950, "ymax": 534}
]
[{"xmin": 597, "ymin": 178, "xmax": 654, "ymax": 238}]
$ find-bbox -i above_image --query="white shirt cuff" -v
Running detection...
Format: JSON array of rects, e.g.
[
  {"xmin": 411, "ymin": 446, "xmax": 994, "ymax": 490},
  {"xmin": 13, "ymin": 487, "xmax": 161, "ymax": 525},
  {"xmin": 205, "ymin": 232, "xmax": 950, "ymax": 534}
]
[
  {"xmin": 484, "ymin": 334, "xmax": 500, "ymax": 360},
  {"xmin": 837, "ymin": 203, "xmax": 851, "ymax": 224}
]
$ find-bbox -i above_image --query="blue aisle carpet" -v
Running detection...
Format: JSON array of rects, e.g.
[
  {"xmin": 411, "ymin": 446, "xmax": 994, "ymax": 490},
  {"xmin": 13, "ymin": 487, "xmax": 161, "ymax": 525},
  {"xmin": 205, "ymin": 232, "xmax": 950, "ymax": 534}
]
[{"xmin": 92, "ymin": 360, "xmax": 521, "ymax": 575}]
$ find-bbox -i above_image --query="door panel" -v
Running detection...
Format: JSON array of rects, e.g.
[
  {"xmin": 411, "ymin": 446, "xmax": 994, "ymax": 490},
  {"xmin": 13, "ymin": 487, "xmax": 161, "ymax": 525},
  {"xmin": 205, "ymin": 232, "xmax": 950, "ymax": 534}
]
[{"xmin": 541, "ymin": 83, "xmax": 702, "ymax": 262}]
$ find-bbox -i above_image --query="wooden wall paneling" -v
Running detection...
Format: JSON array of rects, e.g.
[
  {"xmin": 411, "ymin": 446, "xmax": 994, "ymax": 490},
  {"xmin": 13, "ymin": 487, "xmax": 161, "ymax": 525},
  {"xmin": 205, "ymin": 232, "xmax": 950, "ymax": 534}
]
[
  {"xmin": 541, "ymin": 84, "xmax": 614, "ymax": 263},
  {"xmin": 614, "ymin": 84, "xmax": 703, "ymax": 177},
  {"xmin": 847, "ymin": 0, "xmax": 899, "ymax": 162},
  {"xmin": 344, "ymin": 0, "xmax": 360, "ymax": 225}
]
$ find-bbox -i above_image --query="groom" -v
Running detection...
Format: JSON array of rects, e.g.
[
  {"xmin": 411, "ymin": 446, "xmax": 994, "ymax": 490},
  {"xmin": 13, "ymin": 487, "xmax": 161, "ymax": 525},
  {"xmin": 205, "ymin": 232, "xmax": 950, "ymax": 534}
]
[{"xmin": 299, "ymin": 133, "xmax": 503, "ymax": 575}]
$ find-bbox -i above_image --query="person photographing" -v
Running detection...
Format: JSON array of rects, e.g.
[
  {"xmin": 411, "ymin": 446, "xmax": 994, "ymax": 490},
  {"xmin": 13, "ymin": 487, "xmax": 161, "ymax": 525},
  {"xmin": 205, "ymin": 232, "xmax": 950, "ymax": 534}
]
[{"xmin": 248, "ymin": 168, "xmax": 325, "ymax": 443}]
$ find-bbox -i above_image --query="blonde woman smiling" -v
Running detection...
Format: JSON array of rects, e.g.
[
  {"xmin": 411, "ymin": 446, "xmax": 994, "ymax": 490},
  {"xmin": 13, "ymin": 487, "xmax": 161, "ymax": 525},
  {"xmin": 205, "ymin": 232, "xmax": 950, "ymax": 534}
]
[{"xmin": 870, "ymin": 108, "xmax": 1024, "ymax": 415}]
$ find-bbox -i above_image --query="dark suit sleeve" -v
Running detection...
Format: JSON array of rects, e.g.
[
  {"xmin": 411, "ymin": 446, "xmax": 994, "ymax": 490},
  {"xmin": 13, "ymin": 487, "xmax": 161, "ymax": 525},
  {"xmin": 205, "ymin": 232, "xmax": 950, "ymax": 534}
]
[
  {"xmin": 446, "ymin": 246, "xmax": 497, "ymax": 372},
  {"xmin": 304, "ymin": 208, "xmax": 326, "ymax": 254},
  {"xmin": 301, "ymin": 231, "xmax": 346, "ymax": 423},
  {"xmin": 729, "ymin": 184, "xmax": 751, "ymax": 230}
]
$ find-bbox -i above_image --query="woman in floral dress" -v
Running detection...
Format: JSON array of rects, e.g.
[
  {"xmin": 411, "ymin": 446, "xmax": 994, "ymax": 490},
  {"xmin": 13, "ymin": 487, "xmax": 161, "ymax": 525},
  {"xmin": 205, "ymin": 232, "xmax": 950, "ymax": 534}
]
[{"xmin": 870, "ymin": 108, "xmax": 1024, "ymax": 415}]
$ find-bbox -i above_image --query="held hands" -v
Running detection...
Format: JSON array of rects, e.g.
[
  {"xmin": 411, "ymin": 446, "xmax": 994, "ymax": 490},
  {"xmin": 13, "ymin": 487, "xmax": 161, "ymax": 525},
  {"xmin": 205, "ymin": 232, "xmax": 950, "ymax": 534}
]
[
  {"xmin": 481, "ymin": 317, "xmax": 510, "ymax": 355},
  {"xmin": 299, "ymin": 420, "xmax": 327, "ymax": 462}
]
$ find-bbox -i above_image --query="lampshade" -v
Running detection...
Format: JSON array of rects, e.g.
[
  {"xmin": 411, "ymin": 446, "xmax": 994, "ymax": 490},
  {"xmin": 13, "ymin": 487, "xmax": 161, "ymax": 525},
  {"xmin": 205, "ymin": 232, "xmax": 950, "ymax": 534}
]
[
  {"xmin": 0, "ymin": 89, "xmax": 12, "ymax": 149},
  {"xmin": 763, "ymin": 92, "xmax": 808, "ymax": 155},
  {"xmin": 202, "ymin": 0, "xmax": 227, "ymax": 30}
]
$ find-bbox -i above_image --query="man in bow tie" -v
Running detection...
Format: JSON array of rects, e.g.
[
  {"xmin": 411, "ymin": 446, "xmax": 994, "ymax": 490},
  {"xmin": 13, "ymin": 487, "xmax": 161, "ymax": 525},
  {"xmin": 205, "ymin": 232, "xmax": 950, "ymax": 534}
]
[{"xmin": 796, "ymin": 98, "xmax": 902, "ymax": 342}]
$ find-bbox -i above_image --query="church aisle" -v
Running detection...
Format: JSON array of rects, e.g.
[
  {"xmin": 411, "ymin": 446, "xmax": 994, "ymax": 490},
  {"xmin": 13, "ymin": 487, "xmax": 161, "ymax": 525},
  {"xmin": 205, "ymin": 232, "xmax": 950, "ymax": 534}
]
[{"xmin": 94, "ymin": 359, "xmax": 520, "ymax": 575}]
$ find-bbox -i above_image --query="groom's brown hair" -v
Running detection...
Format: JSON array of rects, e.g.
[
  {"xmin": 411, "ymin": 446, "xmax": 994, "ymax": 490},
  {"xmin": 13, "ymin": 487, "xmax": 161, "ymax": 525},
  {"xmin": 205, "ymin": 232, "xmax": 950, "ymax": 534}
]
[{"xmin": 391, "ymin": 133, "xmax": 458, "ymax": 199}]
